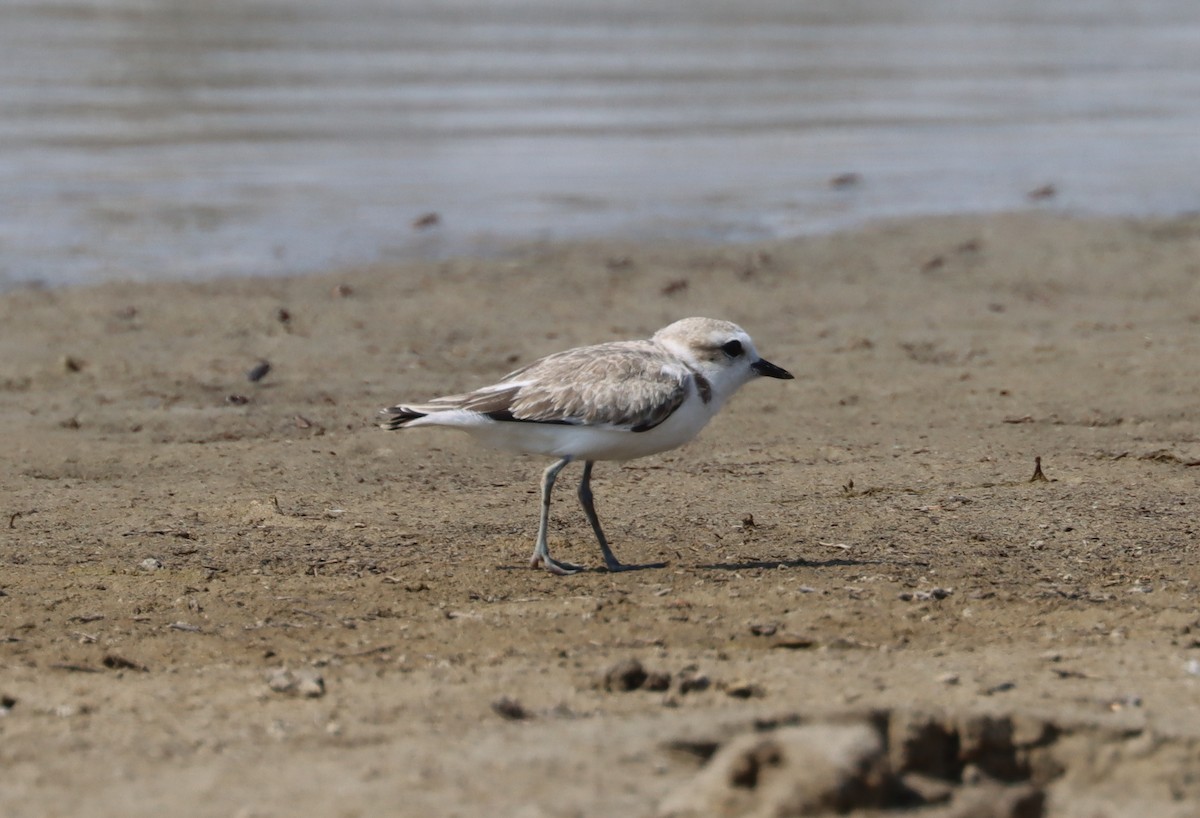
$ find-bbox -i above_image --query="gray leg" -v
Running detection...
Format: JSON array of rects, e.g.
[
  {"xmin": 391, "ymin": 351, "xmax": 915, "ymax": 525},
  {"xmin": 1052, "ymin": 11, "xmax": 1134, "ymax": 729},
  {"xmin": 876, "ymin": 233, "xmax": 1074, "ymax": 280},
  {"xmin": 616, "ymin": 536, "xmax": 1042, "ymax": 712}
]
[
  {"xmin": 578, "ymin": 461, "xmax": 629, "ymax": 572},
  {"xmin": 529, "ymin": 456, "xmax": 581, "ymax": 575}
]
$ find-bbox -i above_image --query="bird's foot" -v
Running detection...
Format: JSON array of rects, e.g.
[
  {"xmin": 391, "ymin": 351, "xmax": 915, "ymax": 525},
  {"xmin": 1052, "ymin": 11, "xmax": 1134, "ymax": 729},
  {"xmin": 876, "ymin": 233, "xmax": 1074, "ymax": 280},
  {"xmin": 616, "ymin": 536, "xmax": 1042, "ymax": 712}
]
[{"xmin": 529, "ymin": 553, "xmax": 583, "ymax": 576}]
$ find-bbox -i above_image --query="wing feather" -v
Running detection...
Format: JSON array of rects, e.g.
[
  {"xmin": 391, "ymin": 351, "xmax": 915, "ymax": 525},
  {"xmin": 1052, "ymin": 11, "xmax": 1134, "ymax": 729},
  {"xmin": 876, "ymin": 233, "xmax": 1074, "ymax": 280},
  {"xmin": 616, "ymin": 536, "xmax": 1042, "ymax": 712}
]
[{"xmin": 450, "ymin": 341, "xmax": 691, "ymax": 432}]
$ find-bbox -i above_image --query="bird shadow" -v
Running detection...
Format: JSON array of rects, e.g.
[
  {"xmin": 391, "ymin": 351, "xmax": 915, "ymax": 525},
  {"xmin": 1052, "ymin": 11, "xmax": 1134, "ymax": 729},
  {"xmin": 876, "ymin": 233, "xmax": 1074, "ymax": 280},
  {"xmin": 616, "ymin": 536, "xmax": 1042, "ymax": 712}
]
[
  {"xmin": 495, "ymin": 557, "xmax": 916, "ymax": 574},
  {"xmin": 698, "ymin": 557, "xmax": 891, "ymax": 571},
  {"xmin": 604, "ymin": 561, "xmax": 669, "ymax": 573},
  {"xmin": 495, "ymin": 560, "xmax": 668, "ymax": 574}
]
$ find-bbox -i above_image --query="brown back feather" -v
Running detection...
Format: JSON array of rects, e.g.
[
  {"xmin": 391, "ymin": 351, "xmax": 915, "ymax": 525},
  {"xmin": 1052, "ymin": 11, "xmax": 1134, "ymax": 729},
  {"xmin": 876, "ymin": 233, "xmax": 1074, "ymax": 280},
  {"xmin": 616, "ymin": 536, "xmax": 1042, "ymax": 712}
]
[{"xmin": 445, "ymin": 341, "xmax": 691, "ymax": 431}]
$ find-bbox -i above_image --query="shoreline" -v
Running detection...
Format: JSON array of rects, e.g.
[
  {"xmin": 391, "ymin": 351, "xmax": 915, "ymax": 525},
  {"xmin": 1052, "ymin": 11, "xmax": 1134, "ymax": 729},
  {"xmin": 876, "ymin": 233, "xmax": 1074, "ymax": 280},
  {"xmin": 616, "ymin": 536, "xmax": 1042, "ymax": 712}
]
[{"xmin": 0, "ymin": 206, "xmax": 1177, "ymax": 295}]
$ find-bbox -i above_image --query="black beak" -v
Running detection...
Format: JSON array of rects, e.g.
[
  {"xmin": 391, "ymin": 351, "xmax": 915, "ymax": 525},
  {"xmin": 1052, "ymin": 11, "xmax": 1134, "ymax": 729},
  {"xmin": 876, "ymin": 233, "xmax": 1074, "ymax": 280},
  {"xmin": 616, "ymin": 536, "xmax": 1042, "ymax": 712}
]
[{"xmin": 751, "ymin": 358, "xmax": 793, "ymax": 379}]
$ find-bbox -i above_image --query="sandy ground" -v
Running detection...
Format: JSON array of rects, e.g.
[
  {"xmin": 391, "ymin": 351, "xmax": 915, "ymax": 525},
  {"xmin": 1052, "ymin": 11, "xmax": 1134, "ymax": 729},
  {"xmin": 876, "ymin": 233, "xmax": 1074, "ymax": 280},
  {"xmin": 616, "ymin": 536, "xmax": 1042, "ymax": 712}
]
[{"xmin": 3, "ymin": 213, "xmax": 1200, "ymax": 817}]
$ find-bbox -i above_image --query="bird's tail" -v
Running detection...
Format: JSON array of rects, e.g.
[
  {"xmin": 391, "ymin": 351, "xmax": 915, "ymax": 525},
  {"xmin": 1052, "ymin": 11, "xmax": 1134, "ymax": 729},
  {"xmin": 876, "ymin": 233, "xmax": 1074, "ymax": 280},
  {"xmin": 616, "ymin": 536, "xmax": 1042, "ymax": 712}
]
[{"xmin": 378, "ymin": 405, "xmax": 429, "ymax": 430}]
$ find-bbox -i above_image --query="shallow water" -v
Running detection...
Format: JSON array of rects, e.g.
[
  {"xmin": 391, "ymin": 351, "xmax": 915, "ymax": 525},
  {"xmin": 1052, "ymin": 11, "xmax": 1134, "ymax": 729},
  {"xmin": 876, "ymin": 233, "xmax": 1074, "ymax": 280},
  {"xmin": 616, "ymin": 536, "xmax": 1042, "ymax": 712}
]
[{"xmin": 3, "ymin": 0, "xmax": 1199, "ymax": 288}]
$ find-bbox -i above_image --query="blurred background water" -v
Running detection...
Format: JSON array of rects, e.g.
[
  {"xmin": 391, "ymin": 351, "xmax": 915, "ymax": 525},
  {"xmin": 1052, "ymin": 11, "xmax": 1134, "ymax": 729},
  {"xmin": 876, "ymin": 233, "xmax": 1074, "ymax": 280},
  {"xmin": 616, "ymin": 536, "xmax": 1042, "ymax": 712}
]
[{"xmin": 2, "ymin": 0, "xmax": 1199, "ymax": 289}]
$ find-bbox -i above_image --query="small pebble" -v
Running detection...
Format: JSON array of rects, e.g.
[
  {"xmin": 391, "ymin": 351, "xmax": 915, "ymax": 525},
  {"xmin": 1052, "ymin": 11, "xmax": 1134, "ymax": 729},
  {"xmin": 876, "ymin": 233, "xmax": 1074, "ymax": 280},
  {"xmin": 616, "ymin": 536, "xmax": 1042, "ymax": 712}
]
[
  {"xmin": 1107, "ymin": 694, "xmax": 1142, "ymax": 711},
  {"xmin": 642, "ymin": 671, "xmax": 672, "ymax": 692},
  {"xmin": 771, "ymin": 633, "xmax": 816, "ymax": 650},
  {"xmin": 899, "ymin": 588, "xmax": 953, "ymax": 602},
  {"xmin": 723, "ymin": 681, "xmax": 764, "ymax": 699},
  {"xmin": 921, "ymin": 255, "xmax": 946, "ymax": 272},
  {"xmin": 246, "ymin": 361, "xmax": 271, "ymax": 383},
  {"xmin": 139, "ymin": 557, "xmax": 163, "ymax": 572},
  {"xmin": 677, "ymin": 672, "xmax": 711, "ymax": 695},
  {"xmin": 600, "ymin": 658, "xmax": 647, "ymax": 692},
  {"xmin": 266, "ymin": 668, "xmax": 325, "ymax": 698},
  {"xmin": 491, "ymin": 697, "xmax": 530, "ymax": 720},
  {"xmin": 102, "ymin": 654, "xmax": 148, "ymax": 672}
]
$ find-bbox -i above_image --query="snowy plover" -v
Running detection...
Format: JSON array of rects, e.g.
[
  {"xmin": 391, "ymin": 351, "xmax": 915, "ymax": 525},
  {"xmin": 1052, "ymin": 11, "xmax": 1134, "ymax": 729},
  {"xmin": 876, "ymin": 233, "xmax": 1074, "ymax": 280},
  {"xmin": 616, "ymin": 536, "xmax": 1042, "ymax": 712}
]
[{"xmin": 380, "ymin": 317, "xmax": 792, "ymax": 574}]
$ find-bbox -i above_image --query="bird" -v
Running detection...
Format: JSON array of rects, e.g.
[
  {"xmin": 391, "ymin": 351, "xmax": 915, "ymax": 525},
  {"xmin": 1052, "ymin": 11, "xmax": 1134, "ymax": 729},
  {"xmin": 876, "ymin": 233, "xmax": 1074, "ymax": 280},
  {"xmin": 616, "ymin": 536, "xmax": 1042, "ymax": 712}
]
[{"xmin": 379, "ymin": 317, "xmax": 793, "ymax": 574}]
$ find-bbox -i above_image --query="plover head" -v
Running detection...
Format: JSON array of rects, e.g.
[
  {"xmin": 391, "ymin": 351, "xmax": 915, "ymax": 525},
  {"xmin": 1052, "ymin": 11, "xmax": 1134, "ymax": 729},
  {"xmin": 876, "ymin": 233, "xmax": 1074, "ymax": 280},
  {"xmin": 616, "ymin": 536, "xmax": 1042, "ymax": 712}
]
[{"xmin": 652, "ymin": 317, "xmax": 793, "ymax": 405}]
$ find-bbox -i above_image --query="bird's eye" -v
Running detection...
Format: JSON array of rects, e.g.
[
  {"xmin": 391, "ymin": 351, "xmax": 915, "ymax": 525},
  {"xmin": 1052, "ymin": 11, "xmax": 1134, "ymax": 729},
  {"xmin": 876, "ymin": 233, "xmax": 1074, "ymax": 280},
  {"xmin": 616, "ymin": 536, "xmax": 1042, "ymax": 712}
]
[{"xmin": 721, "ymin": 340, "xmax": 744, "ymax": 357}]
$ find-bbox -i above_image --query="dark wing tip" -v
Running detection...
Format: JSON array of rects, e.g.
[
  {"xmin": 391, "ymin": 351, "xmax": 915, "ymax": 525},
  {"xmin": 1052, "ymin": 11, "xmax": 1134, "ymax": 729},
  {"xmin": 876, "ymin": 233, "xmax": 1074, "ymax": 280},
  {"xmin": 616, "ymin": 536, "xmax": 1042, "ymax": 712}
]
[
  {"xmin": 379, "ymin": 406, "xmax": 425, "ymax": 430},
  {"xmin": 482, "ymin": 409, "xmax": 575, "ymax": 426}
]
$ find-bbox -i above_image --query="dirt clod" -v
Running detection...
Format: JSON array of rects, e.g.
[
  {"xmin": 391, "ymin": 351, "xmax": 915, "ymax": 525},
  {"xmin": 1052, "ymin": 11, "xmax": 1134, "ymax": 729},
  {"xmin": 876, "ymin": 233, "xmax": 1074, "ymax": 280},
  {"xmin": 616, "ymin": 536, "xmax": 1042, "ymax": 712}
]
[{"xmin": 601, "ymin": 658, "xmax": 649, "ymax": 692}]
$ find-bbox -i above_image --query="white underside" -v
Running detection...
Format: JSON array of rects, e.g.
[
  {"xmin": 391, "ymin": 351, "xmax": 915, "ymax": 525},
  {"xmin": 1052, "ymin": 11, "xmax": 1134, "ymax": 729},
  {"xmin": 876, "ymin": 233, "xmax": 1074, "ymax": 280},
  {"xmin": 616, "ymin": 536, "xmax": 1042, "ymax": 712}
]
[{"xmin": 402, "ymin": 387, "xmax": 717, "ymax": 461}]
